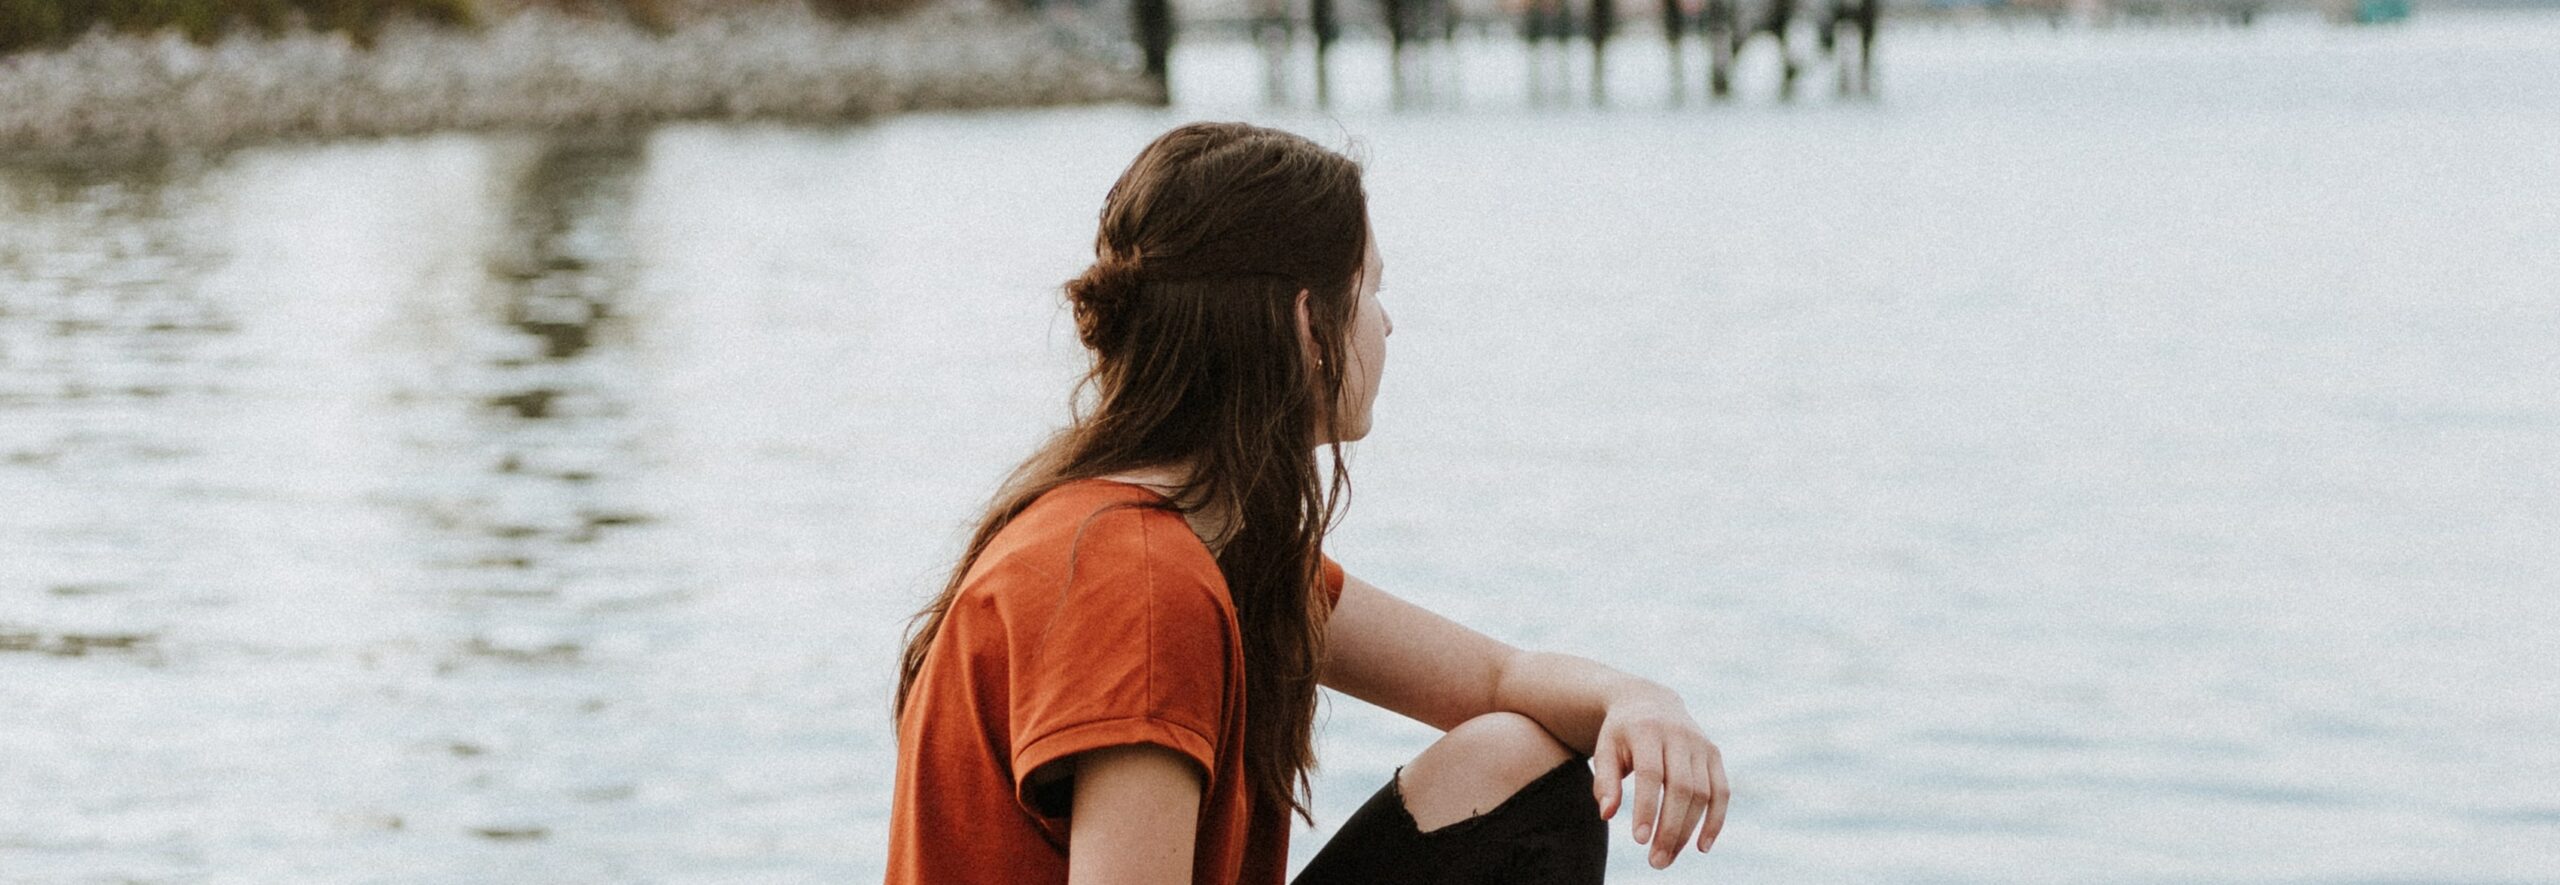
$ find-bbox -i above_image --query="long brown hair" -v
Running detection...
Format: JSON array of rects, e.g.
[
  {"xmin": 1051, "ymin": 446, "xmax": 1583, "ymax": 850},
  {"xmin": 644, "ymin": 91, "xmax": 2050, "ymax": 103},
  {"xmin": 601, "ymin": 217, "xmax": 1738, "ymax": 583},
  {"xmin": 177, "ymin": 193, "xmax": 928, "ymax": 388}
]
[{"xmin": 895, "ymin": 122, "xmax": 1368, "ymax": 823}]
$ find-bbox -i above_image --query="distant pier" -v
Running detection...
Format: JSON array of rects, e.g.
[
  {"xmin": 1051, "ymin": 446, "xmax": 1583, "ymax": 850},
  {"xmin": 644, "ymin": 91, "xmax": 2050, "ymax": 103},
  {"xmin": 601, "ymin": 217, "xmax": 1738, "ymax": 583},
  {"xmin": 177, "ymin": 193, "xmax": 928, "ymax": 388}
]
[{"xmin": 1106, "ymin": 0, "xmax": 1885, "ymax": 105}]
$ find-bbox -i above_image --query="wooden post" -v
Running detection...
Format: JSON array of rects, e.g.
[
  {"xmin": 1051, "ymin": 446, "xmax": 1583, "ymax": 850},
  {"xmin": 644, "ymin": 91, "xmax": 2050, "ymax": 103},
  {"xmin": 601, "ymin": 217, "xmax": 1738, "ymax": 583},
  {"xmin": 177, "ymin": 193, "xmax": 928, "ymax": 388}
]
[
  {"xmin": 1661, "ymin": 0, "xmax": 1686, "ymax": 102},
  {"xmin": 1312, "ymin": 0, "xmax": 1339, "ymax": 106},
  {"xmin": 1766, "ymin": 0, "xmax": 1801, "ymax": 98},
  {"xmin": 1385, "ymin": 0, "xmax": 1411, "ymax": 104},
  {"xmin": 1134, "ymin": 0, "xmax": 1174, "ymax": 104},
  {"xmin": 1850, "ymin": 0, "xmax": 1876, "ymax": 95},
  {"xmin": 1588, "ymin": 0, "xmax": 1615, "ymax": 104},
  {"xmin": 1703, "ymin": 0, "xmax": 1735, "ymax": 98},
  {"xmin": 1252, "ymin": 0, "xmax": 1292, "ymax": 103}
]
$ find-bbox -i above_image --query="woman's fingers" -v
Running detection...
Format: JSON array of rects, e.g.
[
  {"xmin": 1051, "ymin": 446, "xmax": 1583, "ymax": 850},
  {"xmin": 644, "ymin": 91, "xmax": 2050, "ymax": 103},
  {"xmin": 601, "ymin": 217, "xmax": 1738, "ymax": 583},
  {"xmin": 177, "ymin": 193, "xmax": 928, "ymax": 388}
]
[
  {"xmin": 1650, "ymin": 750, "xmax": 1706, "ymax": 869},
  {"xmin": 1626, "ymin": 740, "xmax": 1664, "ymax": 846},
  {"xmin": 1596, "ymin": 712, "xmax": 1729, "ymax": 864},
  {"xmin": 1591, "ymin": 733, "xmax": 1624, "ymax": 819},
  {"xmin": 1696, "ymin": 743, "xmax": 1730, "ymax": 854}
]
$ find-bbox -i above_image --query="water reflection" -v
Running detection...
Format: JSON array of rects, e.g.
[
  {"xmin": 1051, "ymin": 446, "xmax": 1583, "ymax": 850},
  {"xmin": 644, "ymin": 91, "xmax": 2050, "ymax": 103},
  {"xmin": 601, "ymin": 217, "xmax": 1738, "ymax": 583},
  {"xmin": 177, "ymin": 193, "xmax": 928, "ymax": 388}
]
[
  {"xmin": 489, "ymin": 141, "xmax": 626, "ymax": 366},
  {"xmin": 0, "ymin": 155, "xmax": 230, "ymax": 441},
  {"xmin": 0, "ymin": 625, "xmax": 156, "ymax": 658},
  {"xmin": 391, "ymin": 131, "xmax": 658, "ymax": 616},
  {"xmin": 0, "ymin": 152, "xmax": 229, "ymax": 662},
  {"xmin": 377, "ymin": 131, "xmax": 672, "ymax": 848}
]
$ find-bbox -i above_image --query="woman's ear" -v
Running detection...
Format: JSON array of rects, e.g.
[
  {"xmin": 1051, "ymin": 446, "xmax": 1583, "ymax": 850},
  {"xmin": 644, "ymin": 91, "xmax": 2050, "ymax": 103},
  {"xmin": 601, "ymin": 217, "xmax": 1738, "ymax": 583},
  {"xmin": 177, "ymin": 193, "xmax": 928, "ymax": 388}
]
[{"xmin": 1293, "ymin": 289, "xmax": 1321, "ymax": 368}]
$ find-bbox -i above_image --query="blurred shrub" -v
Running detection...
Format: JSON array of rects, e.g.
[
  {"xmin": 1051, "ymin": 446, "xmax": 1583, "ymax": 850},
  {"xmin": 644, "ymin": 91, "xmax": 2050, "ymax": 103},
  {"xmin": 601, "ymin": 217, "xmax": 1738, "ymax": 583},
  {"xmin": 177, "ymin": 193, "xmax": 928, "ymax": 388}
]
[
  {"xmin": 495, "ymin": 0, "xmax": 672, "ymax": 32},
  {"xmin": 0, "ymin": 0, "xmax": 478, "ymax": 53},
  {"xmin": 0, "ymin": 0, "xmax": 945, "ymax": 55},
  {"xmin": 807, "ymin": 0, "xmax": 932, "ymax": 20}
]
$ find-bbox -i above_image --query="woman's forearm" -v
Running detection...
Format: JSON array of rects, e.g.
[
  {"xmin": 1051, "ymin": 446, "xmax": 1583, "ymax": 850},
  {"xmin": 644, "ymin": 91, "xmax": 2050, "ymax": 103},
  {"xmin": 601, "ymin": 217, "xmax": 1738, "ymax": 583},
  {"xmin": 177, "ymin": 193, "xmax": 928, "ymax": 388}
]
[
  {"xmin": 1490, "ymin": 650, "xmax": 1681, "ymax": 754},
  {"xmin": 1497, "ymin": 650, "xmax": 1728, "ymax": 867}
]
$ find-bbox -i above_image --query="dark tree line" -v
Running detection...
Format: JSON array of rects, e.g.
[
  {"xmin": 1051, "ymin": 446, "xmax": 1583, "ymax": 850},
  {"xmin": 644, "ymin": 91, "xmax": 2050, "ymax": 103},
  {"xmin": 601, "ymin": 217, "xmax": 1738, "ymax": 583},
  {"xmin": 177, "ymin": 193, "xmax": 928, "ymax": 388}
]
[
  {"xmin": 0, "ymin": 0, "xmax": 477, "ymax": 51},
  {"xmin": 0, "ymin": 0, "xmax": 928, "ymax": 55}
]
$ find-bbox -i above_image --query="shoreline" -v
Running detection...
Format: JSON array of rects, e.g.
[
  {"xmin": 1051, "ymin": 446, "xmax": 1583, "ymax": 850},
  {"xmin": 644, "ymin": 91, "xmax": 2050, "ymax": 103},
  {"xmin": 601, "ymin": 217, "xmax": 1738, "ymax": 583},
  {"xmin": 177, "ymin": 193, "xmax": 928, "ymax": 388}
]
[{"xmin": 0, "ymin": 0, "xmax": 1154, "ymax": 157}]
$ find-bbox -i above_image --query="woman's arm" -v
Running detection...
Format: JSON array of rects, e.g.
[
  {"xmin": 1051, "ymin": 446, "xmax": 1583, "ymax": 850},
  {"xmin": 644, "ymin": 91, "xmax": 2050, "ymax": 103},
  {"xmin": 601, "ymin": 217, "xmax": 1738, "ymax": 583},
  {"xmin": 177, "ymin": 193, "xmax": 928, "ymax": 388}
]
[
  {"xmin": 1063, "ymin": 744, "xmax": 1201, "ymax": 885},
  {"xmin": 1321, "ymin": 571, "xmax": 1729, "ymax": 869}
]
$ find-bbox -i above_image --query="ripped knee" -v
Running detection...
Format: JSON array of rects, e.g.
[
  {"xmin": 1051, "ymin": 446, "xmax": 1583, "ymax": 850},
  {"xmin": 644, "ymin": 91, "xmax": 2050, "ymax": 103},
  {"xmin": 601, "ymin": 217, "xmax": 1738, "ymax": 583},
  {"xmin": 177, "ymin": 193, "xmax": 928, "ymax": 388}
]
[
  {"xmin": 1444, "ymin": 712, "xmax": 1573, "ymax": 768},
  {"xmin": 1397, "ymin": 712, "xmax": 1580, "ymax": 831}
]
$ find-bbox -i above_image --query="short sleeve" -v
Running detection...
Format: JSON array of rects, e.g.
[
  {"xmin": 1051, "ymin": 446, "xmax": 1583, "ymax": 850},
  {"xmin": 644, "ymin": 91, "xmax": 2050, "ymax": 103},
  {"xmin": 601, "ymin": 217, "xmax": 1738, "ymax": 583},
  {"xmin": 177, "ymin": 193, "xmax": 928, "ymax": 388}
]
[
  {"xmin": 1320, "ymin": 555, "xmax": 1346, "ymax": 610},
  {"xmin": 1004, "ymin": 507, "xmax": 1232, "ymax": 837}
]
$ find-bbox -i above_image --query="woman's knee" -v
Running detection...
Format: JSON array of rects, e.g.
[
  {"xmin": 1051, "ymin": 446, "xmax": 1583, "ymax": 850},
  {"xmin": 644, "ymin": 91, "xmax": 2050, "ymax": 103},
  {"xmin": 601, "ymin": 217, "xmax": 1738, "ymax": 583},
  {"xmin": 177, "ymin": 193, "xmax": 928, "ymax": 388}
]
[{"xmin": 1397, "ymin": 712, "xmax": 1579, "ymax": 831}]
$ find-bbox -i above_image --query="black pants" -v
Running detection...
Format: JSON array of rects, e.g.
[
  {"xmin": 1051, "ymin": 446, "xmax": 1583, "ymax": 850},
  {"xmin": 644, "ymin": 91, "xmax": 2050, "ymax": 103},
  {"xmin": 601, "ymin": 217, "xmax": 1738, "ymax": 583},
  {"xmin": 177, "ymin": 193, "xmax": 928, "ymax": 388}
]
[{"xmin": 1293, "ymin": 757, "xmax": 1608, "ymax": 884}]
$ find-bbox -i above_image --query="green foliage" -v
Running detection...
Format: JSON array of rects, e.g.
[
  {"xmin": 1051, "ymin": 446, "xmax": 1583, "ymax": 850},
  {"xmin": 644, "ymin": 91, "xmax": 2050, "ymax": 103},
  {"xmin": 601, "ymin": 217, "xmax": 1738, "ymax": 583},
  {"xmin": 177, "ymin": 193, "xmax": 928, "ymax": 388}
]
[
  {"xmin": 0, "ymin": 0, "xmax": 482, "ymax": 54},
  {"xmin": 0, "ymin": 0, "xmax": 948, "ymax": 55},
  {"xmin": 807, "ymin": 0, "xmax": 931, "ymax": 21}
]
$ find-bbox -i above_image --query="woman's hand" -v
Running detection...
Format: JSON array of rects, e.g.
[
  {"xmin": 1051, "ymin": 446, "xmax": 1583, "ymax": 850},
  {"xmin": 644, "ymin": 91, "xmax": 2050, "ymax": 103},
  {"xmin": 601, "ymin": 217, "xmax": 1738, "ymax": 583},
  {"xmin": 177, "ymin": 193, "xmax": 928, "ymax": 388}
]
[
  {"xmin": 1590, "ymin": 690, "xmax": 1729, "ymax": 870},
  {"xmin": 1312, "ymin": 575, "xmax": 1729, "ymax": 869}
]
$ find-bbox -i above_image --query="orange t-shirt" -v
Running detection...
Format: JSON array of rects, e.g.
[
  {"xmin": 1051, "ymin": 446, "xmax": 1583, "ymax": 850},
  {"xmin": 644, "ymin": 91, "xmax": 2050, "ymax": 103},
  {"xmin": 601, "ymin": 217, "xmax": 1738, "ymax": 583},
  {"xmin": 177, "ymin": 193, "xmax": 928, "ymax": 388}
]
[{"xmin": 886, "ymin": 479, "xmax": 1345, "ymax": 885}]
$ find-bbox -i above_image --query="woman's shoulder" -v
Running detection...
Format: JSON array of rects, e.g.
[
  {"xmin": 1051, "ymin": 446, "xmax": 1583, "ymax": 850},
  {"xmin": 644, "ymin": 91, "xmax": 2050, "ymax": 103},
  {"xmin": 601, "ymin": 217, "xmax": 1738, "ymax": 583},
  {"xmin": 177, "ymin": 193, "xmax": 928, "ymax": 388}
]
[
  {"xmin": 1011, "ymin": 477, "xmax": 1187, "ymax": 542},
  {"xmin": 967, "ymin": 479, "xmax": 1225, "ymax": 603}
]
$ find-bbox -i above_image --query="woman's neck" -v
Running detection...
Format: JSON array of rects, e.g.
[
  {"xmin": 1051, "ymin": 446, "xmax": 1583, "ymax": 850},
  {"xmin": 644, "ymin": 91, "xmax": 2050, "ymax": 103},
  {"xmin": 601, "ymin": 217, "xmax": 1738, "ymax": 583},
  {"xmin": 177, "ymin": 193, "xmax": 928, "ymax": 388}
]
[{"xmin": 1095, "ymin": 465, "xmax": 1230, "ymax": 553}]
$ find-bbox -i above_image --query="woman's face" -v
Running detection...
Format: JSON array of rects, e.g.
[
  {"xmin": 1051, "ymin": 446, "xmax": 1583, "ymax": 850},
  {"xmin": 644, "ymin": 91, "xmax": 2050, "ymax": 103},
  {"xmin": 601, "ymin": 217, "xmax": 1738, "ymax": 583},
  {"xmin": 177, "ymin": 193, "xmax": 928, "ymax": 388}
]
[{"xmin": 1329, "ymin": 235, "xmax": 1390, "ymax": 444}]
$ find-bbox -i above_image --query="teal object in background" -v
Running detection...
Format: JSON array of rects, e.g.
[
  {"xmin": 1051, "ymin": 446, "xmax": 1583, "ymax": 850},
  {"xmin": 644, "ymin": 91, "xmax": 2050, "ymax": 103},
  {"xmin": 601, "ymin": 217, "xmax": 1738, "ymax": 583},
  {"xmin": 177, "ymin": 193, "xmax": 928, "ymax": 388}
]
[{"xmin": 2358, "ymin": 0, "xmax": 2412, "ymax": 23}]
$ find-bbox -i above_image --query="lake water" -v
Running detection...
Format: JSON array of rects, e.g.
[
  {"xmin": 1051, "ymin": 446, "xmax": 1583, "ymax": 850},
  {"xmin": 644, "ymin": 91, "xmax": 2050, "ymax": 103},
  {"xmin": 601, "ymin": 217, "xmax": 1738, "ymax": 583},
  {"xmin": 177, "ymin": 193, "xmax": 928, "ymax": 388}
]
[{"xmin": 3, "ymin": 10, "xmax": 2556, "ymax": 882}]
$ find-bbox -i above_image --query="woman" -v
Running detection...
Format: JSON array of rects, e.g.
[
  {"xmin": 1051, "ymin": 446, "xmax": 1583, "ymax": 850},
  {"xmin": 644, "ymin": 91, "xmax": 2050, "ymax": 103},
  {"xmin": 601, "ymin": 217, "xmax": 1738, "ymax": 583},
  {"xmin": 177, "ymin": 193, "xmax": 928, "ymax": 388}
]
[{"xmin": 886, "ymin": 122, "xmax": 1726, "ymax": 884}]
